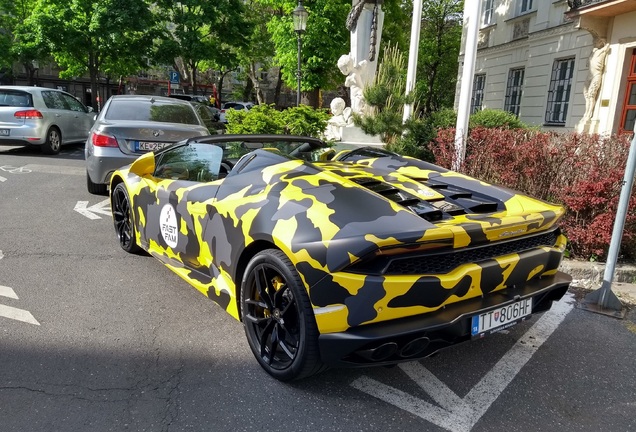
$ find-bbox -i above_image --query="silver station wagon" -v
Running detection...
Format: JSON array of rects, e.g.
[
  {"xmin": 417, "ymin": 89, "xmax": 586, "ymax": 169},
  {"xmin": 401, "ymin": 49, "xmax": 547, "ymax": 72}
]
[
  {"xmin": 85, "ymin": 94, "xmax": 210, "ymax": 195},
  {"xmin": 0, "ymin": 86, "xmax": 95, "ymax": 154}
]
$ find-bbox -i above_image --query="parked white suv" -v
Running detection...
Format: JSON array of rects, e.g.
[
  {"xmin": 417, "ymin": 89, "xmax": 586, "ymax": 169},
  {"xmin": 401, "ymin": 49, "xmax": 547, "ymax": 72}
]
[{"xmin": 219, "ymin": 101, "xmax": 254, "ymax": 123}]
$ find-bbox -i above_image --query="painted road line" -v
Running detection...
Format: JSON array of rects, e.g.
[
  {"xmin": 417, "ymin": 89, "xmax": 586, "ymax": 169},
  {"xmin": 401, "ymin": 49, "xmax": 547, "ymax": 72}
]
[
  {"xmin": 0, "ymin": 175, "xmax": 6, "ymax": 182},
  {"xmin": 350, "ymin": 293, "xmax": 576, "ymax": 432},
  {"xmin": 0, "ymin": 304, "xmax": 40, "ymax": 325},
  {"xmin": 74, "ymin": 198, "xmax": 112, "ymax": 220},
  {"xmin": 0, "ymin": 286, "xmax": 40, "ymax": 326},
  {"xmin": 0, "ymin": 285, "xmax": 19, "ymax": 299},
  {"xmin": 22, "ymin": 164, "xmax": 84, "ymax": 176}
]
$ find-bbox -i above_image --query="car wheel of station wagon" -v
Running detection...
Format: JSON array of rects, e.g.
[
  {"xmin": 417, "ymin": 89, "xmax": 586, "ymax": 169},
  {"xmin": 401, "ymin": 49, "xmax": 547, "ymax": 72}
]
[
  {"xmin": 241, "ymin": 249, "xmax": 326, "ymax": 381},
  {"xmin": 111, "ymin": 183, "xmax": 142, "ymax": 254},
  {"xmin": 41, "ymin": 127, "xmax": 61, "ymax": 155}
]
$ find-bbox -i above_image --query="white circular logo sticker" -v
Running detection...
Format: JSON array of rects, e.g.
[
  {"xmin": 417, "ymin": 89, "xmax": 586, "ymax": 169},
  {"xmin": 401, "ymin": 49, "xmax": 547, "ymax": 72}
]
[{"xmin": 160, "ymin": 204, "xmax": 178, "ymax": 248}]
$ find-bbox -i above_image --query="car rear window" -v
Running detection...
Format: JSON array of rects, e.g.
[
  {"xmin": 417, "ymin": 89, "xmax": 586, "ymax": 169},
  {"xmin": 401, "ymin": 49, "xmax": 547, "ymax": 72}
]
[
  {"xmin": 105, "ymin": 99, "xmax": 201, "ymax": 125},
  {"xmin": 0, "ymin": 90, "xmax": 33, "ymax": 107}
]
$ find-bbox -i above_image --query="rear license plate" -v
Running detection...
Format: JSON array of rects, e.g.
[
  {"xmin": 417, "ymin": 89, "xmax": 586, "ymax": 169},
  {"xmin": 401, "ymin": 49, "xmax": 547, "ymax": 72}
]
[
  {"xmin": 135, "ymin": 141, "xmax": 170, "ymax": 151},
  {"xmin": 0, "ymin": 129, "xmax": 9, "ymax": 136},
  {"xmin": 471, "ymin": 298, "xmax": 532, "ymax": 338}
]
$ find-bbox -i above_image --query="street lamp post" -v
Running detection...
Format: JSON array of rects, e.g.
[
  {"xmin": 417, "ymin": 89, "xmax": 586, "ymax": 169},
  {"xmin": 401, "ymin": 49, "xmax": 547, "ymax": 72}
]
[{"xmin": 292, "ymin": 1, "xmax": 308, "ymax": 106}]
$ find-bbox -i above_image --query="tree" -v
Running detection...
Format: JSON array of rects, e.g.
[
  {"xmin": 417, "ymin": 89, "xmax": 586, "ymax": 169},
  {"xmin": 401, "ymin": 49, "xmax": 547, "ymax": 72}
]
[
  {"xmin": 153, "ymin": 0, "xmax": 251, "ymax": 97},
  {"xmin": 235, "ymin": 1, "xmax": 279, "ymax": 104},
  {"xmin": 0, "ymin": 0, "xmax": 49, "ymax": 85},
  {"xmin": 416, "ymin": 0, "xmax": 463, "ymax": 114},
  {"xmin": 255, "ymin": 0, "xmax": 350, "ymax": 107},
  {"xmin": 30, "ymin": 0, "xmax": 157, "ymax": 108}
]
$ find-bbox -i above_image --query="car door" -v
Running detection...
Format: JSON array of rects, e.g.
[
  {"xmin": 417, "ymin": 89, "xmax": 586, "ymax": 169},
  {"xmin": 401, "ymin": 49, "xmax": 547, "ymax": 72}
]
[
  {"xmin": 60, "ymin": 92, "xmax": 93, "ymax": 142},
  {"xmin": 135, "ymin": 143, "xmax": 225, "ymax": 278},
  {"xmin": 41, "ymin": 90, "xmax": 76, "ymax": 142}
]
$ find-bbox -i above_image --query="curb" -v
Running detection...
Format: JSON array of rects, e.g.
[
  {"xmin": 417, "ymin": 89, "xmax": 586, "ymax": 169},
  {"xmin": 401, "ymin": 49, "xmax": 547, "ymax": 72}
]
[{"xmin": 559, "ymin": 259, "xmax": 636, "ymax": 305}]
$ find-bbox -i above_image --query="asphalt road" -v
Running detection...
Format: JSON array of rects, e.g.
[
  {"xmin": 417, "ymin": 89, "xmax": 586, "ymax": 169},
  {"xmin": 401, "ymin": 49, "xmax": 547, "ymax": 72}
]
[{"xmin": 0, "ymin": 143, "xmax": 635, "ymax": 432}]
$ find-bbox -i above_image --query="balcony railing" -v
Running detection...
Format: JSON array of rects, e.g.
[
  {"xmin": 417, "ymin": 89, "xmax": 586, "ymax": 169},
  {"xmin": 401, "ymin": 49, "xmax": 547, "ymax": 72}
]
[
  {"xmin": 566, "ymin": 0, "xmax": 636, "ymax": 16},
  {"xmin": 567, "ymin": 0, "xmax": 606, "ymax": 8}
]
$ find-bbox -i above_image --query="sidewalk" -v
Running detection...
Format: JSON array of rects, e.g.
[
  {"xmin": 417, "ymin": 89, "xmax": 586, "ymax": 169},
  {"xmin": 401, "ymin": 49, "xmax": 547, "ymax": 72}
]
[{"xmin": 559, "ymin": 259, "xmax": 636, "ymax": 305}]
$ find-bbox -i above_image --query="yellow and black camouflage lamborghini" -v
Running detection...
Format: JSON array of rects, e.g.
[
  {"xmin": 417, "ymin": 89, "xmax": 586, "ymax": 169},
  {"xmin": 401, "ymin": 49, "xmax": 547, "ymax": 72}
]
[{"xmin": 109, "ymin": 134, "xmax": 571, "ymax": 381}]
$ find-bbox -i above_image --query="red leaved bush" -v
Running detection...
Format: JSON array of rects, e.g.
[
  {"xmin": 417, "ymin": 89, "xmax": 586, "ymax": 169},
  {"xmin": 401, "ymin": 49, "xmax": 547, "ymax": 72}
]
[{"xmin": 430, "ymin": 128, "xmax": 636, "ymax": 260}]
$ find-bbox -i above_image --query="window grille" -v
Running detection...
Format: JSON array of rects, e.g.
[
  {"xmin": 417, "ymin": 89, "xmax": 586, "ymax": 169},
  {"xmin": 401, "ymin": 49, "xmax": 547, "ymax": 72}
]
[
  {"xmin": 471, "ymin": 74, "xmax": 486, "ymax": 114},
  {"xmin": 545, "ymin": 58, "xmax": 575, "ymax": 125},
  {"xmin": 505, "ymin": 68, "xmax": 524, "ymax": 116}
]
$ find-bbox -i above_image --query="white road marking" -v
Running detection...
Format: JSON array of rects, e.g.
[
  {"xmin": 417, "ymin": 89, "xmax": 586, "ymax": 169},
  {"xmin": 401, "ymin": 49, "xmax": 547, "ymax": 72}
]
[
  {"xmin": 0, "ymin": 304, "xmax": 40, "ymax": 325},
  {"xmin": 0, "ymin": 175, "xmax": 6, "ymax": 182},
  {"xmin": 350, "ymin": 292, "xmax": 576, "ymax": 432},
  {"xmin": 0, "ymin": 285, "xmax": 19, "ymax": 299},
  {"xmin": 0, "ymin": 286, "xmax": 40, "ymax": 326},
  {"xmin": 74, "ymin": 198, "xmax": 111, "ymax": 220},
  {"xmin": 22, "ymin": 164, "xmax": 84, "ymax": 176}
]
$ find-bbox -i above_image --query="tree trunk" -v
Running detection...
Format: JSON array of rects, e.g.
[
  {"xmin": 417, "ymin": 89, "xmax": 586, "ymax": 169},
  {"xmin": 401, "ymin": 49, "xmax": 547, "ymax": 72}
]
[
  {"xmin": 243, "ymin": 79, "xmax": 254, "ymax": 102},
  {"xmin": 89, "ymin": 67, "xmax": 99, "ymax": 111},
  {"xmin": 248, "ymin": 63, "xmax": 265, "ymax": 104},
  {"xmin": 304, "ymin": 88, "xmax": 320, "ymax": 108},
  {"xmin": 274, "ymin": 67, "xmax": 283, "ymax": 107}
]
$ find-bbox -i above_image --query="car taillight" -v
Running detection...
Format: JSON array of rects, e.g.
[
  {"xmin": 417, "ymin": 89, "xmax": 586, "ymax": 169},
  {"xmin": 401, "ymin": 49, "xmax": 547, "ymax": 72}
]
[
  {"xmin": 91, "ymin": 131, "xmax": 118, "ymax": 147},
  {"xmin": 14, "ymin": 110, "xmax": 43, "ymax": 119}
]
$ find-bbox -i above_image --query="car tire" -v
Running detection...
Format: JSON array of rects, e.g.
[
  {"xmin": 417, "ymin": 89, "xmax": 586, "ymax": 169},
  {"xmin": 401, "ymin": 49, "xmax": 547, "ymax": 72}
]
[
  {"xmin": 86, "ymin": 172, "xmax": 108, "ymax": 195},
  {"xmin": 41, "ymin": 127, "xmax": 62, "ymax": 155},
  {"xmin": 111, "ymin": 183, "xmax": 143, "ymax": 254},
  {"xmin": 241, "ymin": 249, "xmax": 327, "ymax": 381}
]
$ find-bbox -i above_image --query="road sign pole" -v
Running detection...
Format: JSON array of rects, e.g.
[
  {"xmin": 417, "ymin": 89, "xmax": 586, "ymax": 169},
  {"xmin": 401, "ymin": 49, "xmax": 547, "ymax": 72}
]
[
  {"xmin": 579, "ymin": 130, "xmax": 635, "ymax": 319},
  {"xmin": 168, "ymin": 80, "xmax": 171, "ymax": 96}
]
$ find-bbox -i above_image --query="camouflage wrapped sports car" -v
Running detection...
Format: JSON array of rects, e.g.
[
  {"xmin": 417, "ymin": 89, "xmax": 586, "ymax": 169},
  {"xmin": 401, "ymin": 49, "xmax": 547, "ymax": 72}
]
[{"xmin": 109, "ymin": 134, "xmax": 571, "ymax": 381}]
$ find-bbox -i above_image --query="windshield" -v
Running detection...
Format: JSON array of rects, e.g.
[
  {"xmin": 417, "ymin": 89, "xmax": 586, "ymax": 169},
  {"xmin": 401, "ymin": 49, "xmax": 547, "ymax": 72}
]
[{"xmin": 105, "ymin": 99, "xmax": 201, "ymax": 125}]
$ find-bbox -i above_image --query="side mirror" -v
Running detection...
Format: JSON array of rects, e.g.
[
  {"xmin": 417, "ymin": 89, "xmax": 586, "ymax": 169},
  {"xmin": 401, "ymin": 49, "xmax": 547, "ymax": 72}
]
[
  {"xmin": 87, "ymin": 106, "xmax": 94, "ymax": 113},
  {"xmin": 129, "ymin": 152, "xmax": 156, "ymax": 177}
]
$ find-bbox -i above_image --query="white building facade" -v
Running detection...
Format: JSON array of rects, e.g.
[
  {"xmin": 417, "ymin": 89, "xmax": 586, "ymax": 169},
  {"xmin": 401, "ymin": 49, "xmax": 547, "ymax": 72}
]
[{"xmin": 456, "ymin": 0, "xmax": 636, "ymax": 134}]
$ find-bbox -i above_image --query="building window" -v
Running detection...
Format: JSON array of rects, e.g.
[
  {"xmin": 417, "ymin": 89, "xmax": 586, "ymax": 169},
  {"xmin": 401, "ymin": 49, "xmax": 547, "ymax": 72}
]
[
  {"xmin": 471, "ymin": 74, "xmax": 486, "ymax": 114},
  {"xmin": 545, "ymin": 58, "xmax": 575, "ymax": 125},
  {"xmin": 482, "ymin": 0, "xmax": 495, "ymax": 26},
  {"xmin": 519, "ymin": 0, "xmax": 533, "ymax": 14},
  {"xmin": 505, "ymin": 68, "xmax": 524, "ymax": 116}
]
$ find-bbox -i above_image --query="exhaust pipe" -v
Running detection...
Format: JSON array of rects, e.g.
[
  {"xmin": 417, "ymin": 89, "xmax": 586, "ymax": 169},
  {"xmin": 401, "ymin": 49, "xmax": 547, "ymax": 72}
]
[
  {"xmin": 356, "ymin": 342, "xmax": 399, "ymax": 362},
  {"xmin": 399, "ymin": 337, "xmax": 430, "ymax": 358}
]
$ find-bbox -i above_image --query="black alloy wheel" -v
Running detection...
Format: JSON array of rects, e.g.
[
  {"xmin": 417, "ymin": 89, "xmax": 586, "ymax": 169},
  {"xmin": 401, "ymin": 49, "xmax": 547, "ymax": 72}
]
[
  {"xmin": 242, "ymin": 249, "xmax": 326, "ymax": 381},
  {"xmin": 111, "ymin": 183, "xmax": 142, "ymax": 254}
]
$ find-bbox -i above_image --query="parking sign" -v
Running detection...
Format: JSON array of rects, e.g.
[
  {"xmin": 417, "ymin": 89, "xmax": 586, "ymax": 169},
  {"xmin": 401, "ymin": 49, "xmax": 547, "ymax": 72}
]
[{"xmin": 169, "ymin": 71, "xmax": 180, "ymax": 84}]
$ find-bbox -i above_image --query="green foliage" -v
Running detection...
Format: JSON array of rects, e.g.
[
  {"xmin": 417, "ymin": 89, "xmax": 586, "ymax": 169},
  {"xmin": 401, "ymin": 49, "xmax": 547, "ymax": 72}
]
[
  {"xmin": 280, "ymin": 105, "xmax": 330, "ymax": 137},
  {"xmin": 469, "ymin": 109, "xmax": 528, "ymax": 129},
  {"xmin": 355, "ymin": 44, "xmax": 414, "ymax": 145},
  {"xmin": 415, "ymin": 0, "xmax": 463, "ymax": 114},
  {"xmin": 31, "ymin": 0, "xmax": 158, "ymax": 106},
  {"xmin": 254, "ymin": 0, "xmax": 350, "ymax": 94},
  {"xmin": 0, "ymin": 0, "xmax": 48, "ymax": 73},
  {"xmin": 225, "ymin": 104, "xmax": 285, "ymax": 134},
  {"xmin": 386, "ymin": 117, "xmax": 436, "ymax": 162},
  {"xmin": 429, "ymin": 108, "xmax": 458, "ymax": 129},
  {"xmin": 153, "ymin": 0, "xmax": 251, "ymax": 91},
  {"xmin": 224, "ymin": 103, "xmax": 329, "ymax": 138}
]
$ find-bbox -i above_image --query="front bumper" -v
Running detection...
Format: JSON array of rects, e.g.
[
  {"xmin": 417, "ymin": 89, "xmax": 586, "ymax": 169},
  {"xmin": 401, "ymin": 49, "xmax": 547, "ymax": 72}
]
[{"xmin": 318, "ymin": 270, "xmax": 571, "ymax": 367}]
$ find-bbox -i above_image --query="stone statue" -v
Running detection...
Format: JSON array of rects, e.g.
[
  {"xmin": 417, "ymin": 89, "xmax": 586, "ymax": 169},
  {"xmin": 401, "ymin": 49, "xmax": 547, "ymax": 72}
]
[
  {"xmin": 337, "ymin": 53, "xmax": 372, "ymax": 115},
  {"xmin": 324, "ymin": 97, "xmax": 354, "ymax": 141},
  {"xmin": 340, "ymin": 1, "xmax": 384, "ymax": 116},
  {"xmin": 583, "ymin": 38, "xmax": 610, "ymax": 122}
]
